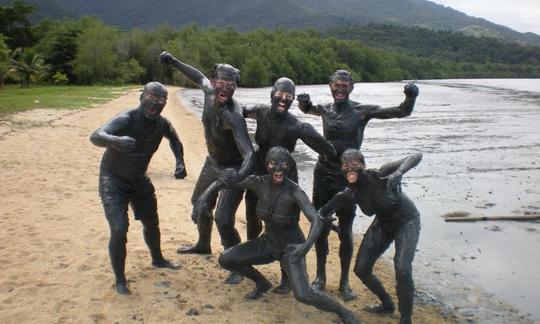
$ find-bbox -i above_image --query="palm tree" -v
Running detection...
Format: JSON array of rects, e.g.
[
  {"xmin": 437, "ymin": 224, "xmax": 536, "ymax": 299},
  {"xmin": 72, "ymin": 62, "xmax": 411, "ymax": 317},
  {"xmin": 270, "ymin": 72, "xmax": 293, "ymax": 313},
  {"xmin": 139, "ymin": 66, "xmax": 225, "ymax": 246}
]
[
  {"xmin": 0, "ymin": 35, "xmax": 14, "ymax": 89},
  {"xmin": 11, "ymin": 48, "xmax": 49, "ymax": 88}
]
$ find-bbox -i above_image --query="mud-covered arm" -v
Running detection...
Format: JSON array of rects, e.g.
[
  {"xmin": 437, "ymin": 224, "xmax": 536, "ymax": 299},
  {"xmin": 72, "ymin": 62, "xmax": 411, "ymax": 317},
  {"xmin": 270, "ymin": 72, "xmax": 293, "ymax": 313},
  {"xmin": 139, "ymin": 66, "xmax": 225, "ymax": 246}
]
[
  {"xmin": 89, "ymin": 112, "xmax": 136, "ymax": 153},
  {"xmin": 364, "ymin": 82, "xmax": 419, "ymax": 120},
  {"xmin": 160, "ymin": 51, "xmax": 212, "ymax": 92},
  {"xmin": 192, "ymin": 176, "xmax": 257, "ymax": 222},
  {"xmin": 286, "ymin": 189, "xmax": 325, "ymax": 260},
  {"xmin": 226, "ymin": 104, "xmax": 256, "ymax": 182},
  {"xmin": 163, "ymin": 118, "xmax": 187, "ymax": 179},
  {"xmin": 318, "ymin": 187, "xmax": 356, "ymax": 219},
  {"xmin": 297, "ymin": 122, "xmax": 337, "ymax": 161},
  {"xmin": 242, "ymin": 104, "xmax": 268, "ymax": 120},
  {"xmin": 379, "ymin": 153, "xmax": 423, "ymax": 192},
  {"xmin": 296, "ymin": 93, "xmax": 323, "ymax": 116}
]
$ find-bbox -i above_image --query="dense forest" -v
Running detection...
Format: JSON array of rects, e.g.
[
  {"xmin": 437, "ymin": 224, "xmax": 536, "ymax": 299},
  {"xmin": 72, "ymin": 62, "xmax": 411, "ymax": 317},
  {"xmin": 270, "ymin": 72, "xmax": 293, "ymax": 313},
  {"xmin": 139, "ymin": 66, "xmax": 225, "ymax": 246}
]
[{"xmin": 1, "ymin": 1, "xmax": 540, "ymax": 89}]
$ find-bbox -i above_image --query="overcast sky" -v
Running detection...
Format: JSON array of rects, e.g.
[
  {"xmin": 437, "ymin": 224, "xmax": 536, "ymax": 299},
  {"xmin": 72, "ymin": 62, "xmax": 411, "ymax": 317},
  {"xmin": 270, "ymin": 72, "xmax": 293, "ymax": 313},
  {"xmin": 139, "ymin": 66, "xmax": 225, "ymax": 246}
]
[{"xmin": 429, "ymin": 0, "xmax": 540, "ymax": 35}]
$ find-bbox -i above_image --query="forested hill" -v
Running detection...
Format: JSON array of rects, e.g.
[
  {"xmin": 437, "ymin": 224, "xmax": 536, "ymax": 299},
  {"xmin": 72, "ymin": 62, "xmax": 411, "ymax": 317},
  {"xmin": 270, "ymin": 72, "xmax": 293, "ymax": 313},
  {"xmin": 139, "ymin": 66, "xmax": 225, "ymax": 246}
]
[
  {"xmin": 328, "ymin": 24, "xmax": 540, "ymax": 66},
  {"xmin": 3, "ymin": 0, "xmax": 540, "ymax": 46}
]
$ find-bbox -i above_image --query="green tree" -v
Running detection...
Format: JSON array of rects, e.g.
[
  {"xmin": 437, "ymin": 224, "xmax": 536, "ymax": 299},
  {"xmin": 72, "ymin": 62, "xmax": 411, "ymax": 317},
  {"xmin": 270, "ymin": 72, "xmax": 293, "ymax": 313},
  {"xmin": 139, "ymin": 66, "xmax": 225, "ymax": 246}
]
[
  {"xmin": 241, "ymin": 56, "xmax": 270, "ymax": 87},
  {"xmin": 0, "ymin": 34, "xmax": 14, "ymax": 88},
  {"xmin": 10, "ymin": 48, "xmax": 49, "ymax": 87},
  {"xmin": 0, "ymin": 0, "xmax": 36, "ymax": 49}
]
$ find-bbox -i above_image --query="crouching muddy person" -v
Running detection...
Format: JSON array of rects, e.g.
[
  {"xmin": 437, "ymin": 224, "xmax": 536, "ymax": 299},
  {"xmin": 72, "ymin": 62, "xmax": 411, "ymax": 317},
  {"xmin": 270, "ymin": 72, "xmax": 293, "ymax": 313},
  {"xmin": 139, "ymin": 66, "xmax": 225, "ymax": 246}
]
[
  {"xmin": 193, "ymin": 147, "xmax": 360, "ymax": 324},
  {"xmin": 320, "ymin": 149, "xmax": 422, "ymax": 324},
  {"xmin": 90, "ymin": 82, "xmax": 185, "ymax": 295},
  {"xmin": 160, "ymin": 51, "xmax": 256, "ymax": 284}
]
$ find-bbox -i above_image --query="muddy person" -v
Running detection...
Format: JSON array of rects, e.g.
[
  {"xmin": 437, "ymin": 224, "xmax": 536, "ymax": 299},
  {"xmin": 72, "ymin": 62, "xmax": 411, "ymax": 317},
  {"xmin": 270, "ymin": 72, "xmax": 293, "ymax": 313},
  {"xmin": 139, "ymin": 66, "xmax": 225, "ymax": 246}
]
[
  {"xmin": 90, "ymin": 82, "xmax": 185, "ymax": 295},
  {"xmin": 297, "ymin": 70, "xmax": 419, "ymax": 300},
  {"xmin": 160, "ymin": 51, "xmax": 255, "ymax": 284}
]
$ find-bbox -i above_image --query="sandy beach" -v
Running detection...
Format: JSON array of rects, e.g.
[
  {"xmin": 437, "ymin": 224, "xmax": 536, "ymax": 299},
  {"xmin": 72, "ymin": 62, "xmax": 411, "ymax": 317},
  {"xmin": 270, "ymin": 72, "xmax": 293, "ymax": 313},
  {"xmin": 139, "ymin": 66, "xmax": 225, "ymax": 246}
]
[{"xmin": 0, "ymin": 88, "xmax": 453, "ymax": 323}]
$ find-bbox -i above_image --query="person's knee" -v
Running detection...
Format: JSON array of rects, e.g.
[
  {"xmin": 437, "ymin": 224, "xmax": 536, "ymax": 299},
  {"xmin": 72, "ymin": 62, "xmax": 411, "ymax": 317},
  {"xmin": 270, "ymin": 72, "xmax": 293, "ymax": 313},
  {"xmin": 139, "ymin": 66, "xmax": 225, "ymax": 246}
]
[
  {"xmin": 394, "ymin": 261, "xmax": 413, "ymax": 281},
  {"xmin": 110, "ymin": 227, "xmax": 128, "ymax": 244},
  {"xmin": 218, "ymin": 251, "xmax": 234, "ymax": 270},
  {"xmin": 292, "ymin": 288, "xmax": 313, "ymax": 305},
  {"xmin": 353, "ymin": 261, "xmax": 371, "ymax": 281}
]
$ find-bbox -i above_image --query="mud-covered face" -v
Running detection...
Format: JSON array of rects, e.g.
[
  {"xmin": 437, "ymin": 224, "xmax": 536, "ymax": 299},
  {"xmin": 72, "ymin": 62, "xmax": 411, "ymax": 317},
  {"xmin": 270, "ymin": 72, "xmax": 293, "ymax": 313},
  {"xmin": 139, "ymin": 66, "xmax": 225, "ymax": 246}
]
[
  {"xmin": 140, "ymin": 91, "xmax": 167, "ymax": 120},
  {"xmin": 271, "ymin": 90, "xmax": 294, "ymax": 114},
  {"xmin": 330, "ymin": 79, "xmax": 352, "ymax": 103},
  {"xmin": 266, "ymin": 148, "xmax": 291, "ymax": 184},
  {"xmin": 341, "ymin": 152, "xmax": 366, "ymax": 184},
  {"xmin": 212, "ymin": 78, "xmax": 237, "ymax": 105}
]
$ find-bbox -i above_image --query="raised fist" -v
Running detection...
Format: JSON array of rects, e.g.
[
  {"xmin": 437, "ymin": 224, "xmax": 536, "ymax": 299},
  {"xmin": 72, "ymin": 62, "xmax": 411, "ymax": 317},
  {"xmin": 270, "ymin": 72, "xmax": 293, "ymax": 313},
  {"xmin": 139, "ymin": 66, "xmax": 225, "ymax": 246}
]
[
  {"xmin": 296, "ymin": 93, "xmax": 312, "ymax": 112},
  {"xmin": 159, "ymin": 51, "xmax": 175, "ymax": 65},
  {"xmin": 403, "ymin": 82, "xmax": 419, "ymax": 99}
]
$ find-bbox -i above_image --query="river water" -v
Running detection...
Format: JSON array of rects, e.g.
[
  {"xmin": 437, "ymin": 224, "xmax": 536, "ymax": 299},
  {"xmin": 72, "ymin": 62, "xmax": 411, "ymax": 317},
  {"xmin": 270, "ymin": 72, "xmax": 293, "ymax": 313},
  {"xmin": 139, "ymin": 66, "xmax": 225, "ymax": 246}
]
[{"xmin": 178, "ymin": 79, "xmax": 540, "ymax": 322}]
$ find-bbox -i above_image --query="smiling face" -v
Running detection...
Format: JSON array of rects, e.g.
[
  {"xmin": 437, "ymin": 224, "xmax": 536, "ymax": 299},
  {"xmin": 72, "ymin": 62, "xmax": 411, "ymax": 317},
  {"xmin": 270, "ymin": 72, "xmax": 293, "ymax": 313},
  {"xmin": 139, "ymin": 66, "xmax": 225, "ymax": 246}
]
[
  {"xmin": 265, "ymin": 147, "xmax": 292, "ymax": 185},
  {"xmin": 139, "ymin": 82, "xmax": 168, "ymax": 121},
  {"xmin": 329, "ymin": 70, "xmax": 354, "ymax": 104},
  {"xmin": 340, "ymin": 149, "xmax": 366, "ymax": 184},
  {"xmin": 270, "ymin": 77, "xmax": 295, "ymax": 114}
]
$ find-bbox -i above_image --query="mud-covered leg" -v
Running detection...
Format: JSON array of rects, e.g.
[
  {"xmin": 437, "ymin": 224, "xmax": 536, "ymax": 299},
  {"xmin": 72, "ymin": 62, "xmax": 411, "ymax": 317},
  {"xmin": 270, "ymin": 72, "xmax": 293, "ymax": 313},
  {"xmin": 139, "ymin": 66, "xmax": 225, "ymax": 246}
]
[
  {"xmin": 245, "ymin": 190, "xmax": 262, "ymax": 240},
  {"xmin": 354, "ymin": 221, "xmax": 395, "ymax": 314},
  {"xmin": 394, "ymin": 220, "xmax": 420, "ymax": 324},
  {"xmin": 218, "ymin": 239, "xmax": 273, "ymax": 299},
  {"xmin": 141, "ymin": 217, "xmax": 180, "ymax": 270},
  {"xmin": 337, "ymin": 206, "xmax": 357, "ymax": 301},
  {"xmin": 215, "ymin": 188, "xmax": 244, "ymax": 284},
  {"xmin": 178, "ymin": 164, "xmax": 216, "ymax": 254},
  {"xmin": 282, "ymin": 253, "xmax": 361, "ymax": 324}
]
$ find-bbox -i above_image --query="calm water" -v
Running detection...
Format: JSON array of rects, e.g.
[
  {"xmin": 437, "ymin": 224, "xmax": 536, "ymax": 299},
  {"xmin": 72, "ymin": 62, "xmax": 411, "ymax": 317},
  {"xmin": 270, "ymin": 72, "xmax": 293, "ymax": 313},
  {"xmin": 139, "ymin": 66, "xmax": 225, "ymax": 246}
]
[{"xmin": 178, "ymin": 79, "xmax": 540, "ymax": 322}]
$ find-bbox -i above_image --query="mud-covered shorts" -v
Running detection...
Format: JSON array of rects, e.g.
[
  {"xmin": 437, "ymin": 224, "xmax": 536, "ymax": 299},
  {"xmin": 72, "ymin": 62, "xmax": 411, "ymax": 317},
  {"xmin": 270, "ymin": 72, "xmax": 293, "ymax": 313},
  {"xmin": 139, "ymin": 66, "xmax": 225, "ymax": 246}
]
[{"xmin": 99, "ymin": 171, "xmax": 157, "ymax": 232}]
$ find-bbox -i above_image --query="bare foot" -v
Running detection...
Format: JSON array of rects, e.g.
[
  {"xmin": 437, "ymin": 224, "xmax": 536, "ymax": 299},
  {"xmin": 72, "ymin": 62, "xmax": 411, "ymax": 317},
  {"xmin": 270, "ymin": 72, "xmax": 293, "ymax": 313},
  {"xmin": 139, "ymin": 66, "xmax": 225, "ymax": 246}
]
[
  {"xmin": 115, "ymin": 281, "xmax": 130, "ymax": 295},
  {"xmin": 224, "ymin": 271, "xmax": 243, "ymax": 284},
  {"xmin": 177, "ymin": 244, "xmax": 211, "ymax": 255},
  {"xmin": 245, "ymin": 280, "xmax": 272, "ymax": 300},
  {"xmin": 338, "ymin": 283, "xmax": 357, "ymax": 301},
  {"xmin": 152, "ymin": 259, "xmax": 181, "ymax": 270},
  {"xmin": 364, "ymin": 302, "xmax": 395, "ymax": 314}
]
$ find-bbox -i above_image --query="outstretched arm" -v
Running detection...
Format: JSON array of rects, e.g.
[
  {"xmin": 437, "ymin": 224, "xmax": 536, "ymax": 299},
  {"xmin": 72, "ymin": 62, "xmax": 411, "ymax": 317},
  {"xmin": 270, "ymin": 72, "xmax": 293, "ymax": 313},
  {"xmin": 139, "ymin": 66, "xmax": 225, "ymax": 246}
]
[
  {"xmin": 364, "ymin": 82, "xmax": 419, "ymax": 120},
  {"xmin": 296, "ymin": 93, "xmax": 323, "ymax": 116},
  {"xmin": 89, "ymin": 112, "xmax": 136, "ymax": 153},
  {"xmin": 379, "ymin": 153, "xmax": 423, "ymax": 191},
  {"xmin": 160, "ymin": 51, "xmax": 212, "ymax": 91},
  {"xmin": 297, "ymin": 122, "xmax": 337, "ymax": 161},
  {"xmin": 163, "ymin": 118, "xmax": 187, "ymax": 179}
]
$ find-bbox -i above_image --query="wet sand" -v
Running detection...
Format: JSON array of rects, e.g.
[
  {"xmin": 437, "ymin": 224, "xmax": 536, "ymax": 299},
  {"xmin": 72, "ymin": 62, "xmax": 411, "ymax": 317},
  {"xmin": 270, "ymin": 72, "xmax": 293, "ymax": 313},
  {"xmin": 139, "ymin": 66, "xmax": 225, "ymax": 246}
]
[{"xmin": 0, "ymin": 88, "xmax": 453, "ymax": 323}]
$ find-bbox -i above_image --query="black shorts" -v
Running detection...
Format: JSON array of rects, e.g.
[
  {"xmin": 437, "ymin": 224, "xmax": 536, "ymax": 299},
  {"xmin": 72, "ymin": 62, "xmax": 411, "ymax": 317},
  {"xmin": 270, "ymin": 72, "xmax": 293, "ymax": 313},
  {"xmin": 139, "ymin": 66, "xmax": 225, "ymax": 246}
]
[{"xmin": 99, "ymin": 171, "xmax": 157, "ymax": 232}]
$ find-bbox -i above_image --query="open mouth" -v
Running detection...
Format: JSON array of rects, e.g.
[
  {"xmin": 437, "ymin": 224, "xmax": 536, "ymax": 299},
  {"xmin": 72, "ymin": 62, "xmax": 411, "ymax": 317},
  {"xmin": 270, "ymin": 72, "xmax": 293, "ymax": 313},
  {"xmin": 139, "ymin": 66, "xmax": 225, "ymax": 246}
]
[
  {"xmin": 346, "ymin": 171, "xmax": 358, "ymax": 183},
  {"xmin": 273, "ymin": 172, "xmax": 284, "ymax": 183},
  {"xmin": 217, "ymin": 92, "xmax": 229, "ymax": 102},
  {"xmin": 278, "ymin": 103, "xmax": 287, "ymax": 112},
  {"xmin": 334, "ymin": 92, "xmax": 347, "ymax": 100},
  {"xmin": 148, "ymin": 107, "xmax": 157, "ymax": 115}
]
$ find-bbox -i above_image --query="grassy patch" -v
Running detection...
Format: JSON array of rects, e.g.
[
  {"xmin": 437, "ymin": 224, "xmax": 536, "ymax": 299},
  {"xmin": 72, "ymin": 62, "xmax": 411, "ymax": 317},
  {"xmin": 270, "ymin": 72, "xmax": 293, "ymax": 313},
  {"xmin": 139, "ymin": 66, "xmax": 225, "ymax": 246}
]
[{"xmin": 0, "ymin": 85, "xmax": 139, "ymax": 115}]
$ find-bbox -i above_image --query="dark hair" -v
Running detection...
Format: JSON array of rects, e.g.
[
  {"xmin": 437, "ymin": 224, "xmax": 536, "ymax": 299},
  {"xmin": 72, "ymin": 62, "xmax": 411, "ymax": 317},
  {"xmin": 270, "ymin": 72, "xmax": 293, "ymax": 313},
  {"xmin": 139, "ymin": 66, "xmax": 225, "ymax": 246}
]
[
  {"xmin": 270, "ymin": 77, "xmax": 295, "ymax": 99},
  {"xmin": 211, "ymin": 63, "xmax": 241, "ymax": 85},
  {"xmin": 340, "ymin": 149, "xmax": 365, "ymax": 165},
  {"xmin": 330, "ymin": 70, "xmax": 354, "ymax": 84}
]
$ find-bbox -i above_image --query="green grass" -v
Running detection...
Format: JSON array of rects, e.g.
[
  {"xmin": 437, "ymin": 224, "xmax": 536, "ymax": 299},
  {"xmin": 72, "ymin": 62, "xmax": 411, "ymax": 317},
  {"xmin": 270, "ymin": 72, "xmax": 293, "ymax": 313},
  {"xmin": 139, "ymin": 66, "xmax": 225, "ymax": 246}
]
[{"xmin": 0, "ymin": 84, "xmax": 139, "ymax": 116}]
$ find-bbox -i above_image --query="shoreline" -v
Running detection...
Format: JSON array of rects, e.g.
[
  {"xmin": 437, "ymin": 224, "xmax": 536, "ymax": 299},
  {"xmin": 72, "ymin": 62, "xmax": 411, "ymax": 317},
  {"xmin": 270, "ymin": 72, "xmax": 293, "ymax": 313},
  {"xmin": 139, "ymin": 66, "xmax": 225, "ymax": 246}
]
[{"xmin": 0, "ymin": 87, "xmax": 454, "ymax": 323}]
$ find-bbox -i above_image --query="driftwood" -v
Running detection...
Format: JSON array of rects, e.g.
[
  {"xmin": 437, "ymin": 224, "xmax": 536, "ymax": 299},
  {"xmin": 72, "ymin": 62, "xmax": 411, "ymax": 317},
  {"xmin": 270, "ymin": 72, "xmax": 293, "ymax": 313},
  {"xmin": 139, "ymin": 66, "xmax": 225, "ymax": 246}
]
[{"xmin": 444, "ymin": 215, "xmax": 540, "ymax": 222}]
